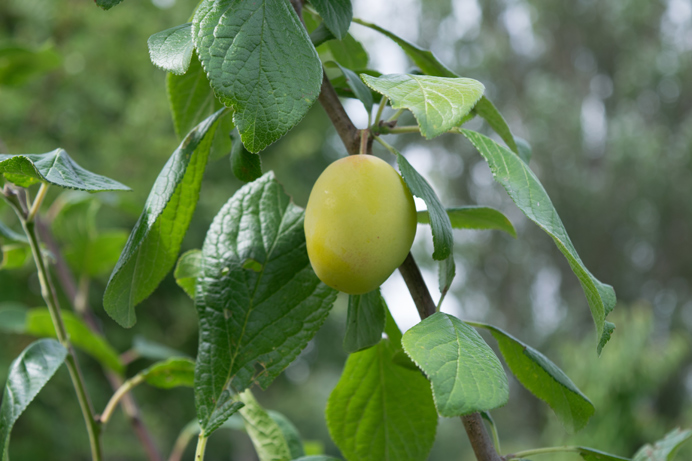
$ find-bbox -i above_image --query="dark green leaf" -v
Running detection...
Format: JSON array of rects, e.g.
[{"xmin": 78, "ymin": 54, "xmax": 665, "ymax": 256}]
[
  {"xmin": 326, "ymin": 34, "xmax": 368, "ymax": 69},
  {"xmin": 139, "ymin": 357, "xmax": 195, "ymax": 389},
  {"xmin": 472, "ymin": 96, "xmax": 519, "ymax": 155},
  {"xmin": 633, "ymin": 428, "xmax": 692, "ymax": 461},
  {"xmin": 395, "ymin": 150, "xmax": 453, "ymax": 260},
  {"xmin": 239, "ymin": 391, "xmax": 292, "ymax": 461},
  {"xmin": 437, "ymin": 255, "xmax": 455, "ymax": 308},
  {"xmin": 460, "ymin": 129, "xmax": 617, "ymax": 352},
  {"xmin": 166, "ymin": 54, "xmax": 217, "ymax": 139},
  {"xmin": 577, "ymin": 447, "xmax": 630, "ymax": 460},
  {"xmin": 0, "ymin": 245, "xmax": 30, "ymax": 270},
  {"xmin": 328, "ymin": 63, "xmax": 373, "ymax": 113},
  {"xmin": 174, "ymin": 249, "xmax": 202, "ymax": 299},
  {"xmin": 148, "ymin": 23, "xmax": 194, "ymax": 75},
  {"xmin": 362, "ymin": 74, "xmax": 484, "ymax": 139},
  {"xmin": 310, "ymin": 22, "xmax": 335, "ymax": 48},
  {"xmin": 104, "ymin": 109, "xmax": 224, "ymax": 328},
  {"xmin": 384, "ymin": 305, "xmax": 417, "ymax": 371},
  {"xmin": 195, "ymin": 173, "xmax": 336, "ymax": 435},
  {"xmin": 402, "ymin": 313, "xmax": 508, "ymax": 416},
  {"xmin": 95, "ymin": 0, "xmax": 124, "ymax": 10},
  {"xmin": 331, "ymin": 69, "xmax": 381, "ymax": 103},
  {"xmin": 327, "ymin": 336, "xmax": 437, "ymax": 461},
  {"xmin": 25, "ymin": 309, "xmax": 124, "ymax": 374},
  {"xmin": 310, "ymin": 0, "xmax": 352, "ymax": 40},
  {"xmin": 0, "ymin": 44, "xmax": 61, "ymax": 87},
  {"xmin": 0, "ymin": 339, "xmax": 67, "ymax": 460},
  {"xmin": 0, "ymin": 221, "xmax": 26, "ymax": 244},
  {"xmin": 267, "ymin": 410, "xmax": 305, "ymax": 460},
  {"xmin": 417, "ymin": 206, "xmax": 516, "ymax": 237},
  {"xmin": 193, "ymin": 0, "xmax": 322, "ymax": 152},
  {"xmin": 133, "ymin": 335, "xmax": 190, "ymax": 361},
  {"xmin": 353, "ymin": 19, "xmax": 455, "ymax": 77},
  {"xmin": 473, "ymin": 322, "xmax": 594, "ymax": 432},
  {"xmin": 230, "ymin": 131, "xmax": 263, "ymax": 182},
  {"xmin": 343, "ymin": 289, "xmax": 385, "ymax": 353},
  {"xmin": 0, "ymin": 149, "xmax": 130, "ymax": 191},
  {"xmin": 202, "ymin": 391, "xmax": 244, "ymax": 435}
]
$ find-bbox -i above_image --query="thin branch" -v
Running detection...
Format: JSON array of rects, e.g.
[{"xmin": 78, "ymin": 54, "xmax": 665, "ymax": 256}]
[
  {"xmin": 318, "ymin": 71, "xmax": 361, "ymax": 155},
  {"xmin": 398, "ymin": 253, "xmax": 502, "ymax": 461}
]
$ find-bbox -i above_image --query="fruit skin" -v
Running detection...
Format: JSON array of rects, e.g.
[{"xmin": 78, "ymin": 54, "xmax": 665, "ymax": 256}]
[{"xmin": 304, "ymin": 154, "xmax": 417, "ymax": 294}]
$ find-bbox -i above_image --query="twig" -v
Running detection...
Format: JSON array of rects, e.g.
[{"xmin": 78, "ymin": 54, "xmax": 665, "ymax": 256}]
[{"xmin": 318, "ymin": 71, "xmax": 361, "ymax": 155}]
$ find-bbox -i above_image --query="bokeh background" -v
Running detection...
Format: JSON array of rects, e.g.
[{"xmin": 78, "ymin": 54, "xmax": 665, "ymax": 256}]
[{"xmin": 1, "ymin": 0, "xmax": 691, "ymax": 459}]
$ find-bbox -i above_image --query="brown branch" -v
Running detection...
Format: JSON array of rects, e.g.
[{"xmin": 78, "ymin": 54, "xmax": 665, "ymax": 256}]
[
  {"xmin": 398, "ymin": 253, "xmax": 502, "ymax": 461},
  {"xmin": 36, "ymin": 220, "xmax": 164, "ymax": 461},
  {"xmin": 318, "ymin": 72, "xmax": 361, "ymax": 155}
]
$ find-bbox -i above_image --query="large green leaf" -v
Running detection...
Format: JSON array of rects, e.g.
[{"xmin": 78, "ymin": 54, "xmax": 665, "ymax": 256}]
[
  {"xmin": 0, "ymin": 339, "xmax": 67, "ymax": 461},
  {"xmin": 174, "ymin": 249, "xmax": 202, "ymax": 299},
  {"xmin": 0, "ymin": 44, "xmax": 61, "ymax": 88},
  {"xmin": 362, "ymin": 74, "xmax": 484, "ymax": 139},
  {"xmin": 472, "ymin": 96, "xmax": 519, "ymax": 156},
  {"xmin": 103, "ymin": 110, "xmax": 224, "ymax": 328},
  {"xmin": 0, "ymin": 149, "xmax": 129, "ymax": 191},
  {"xmin": 267, "ymin": 410, "xmax": 305, "ymax": 460},
  {"xmin": 25, "ymin": 309, "xmax": 124, "ymax": 374},
  {"xmin": 395, "ymin": 150, "xmax": 453, "ymax": 260},
  {"xmin": 633, "ymin": 428, "xmax": 692, "ymax": 461},
  {"xmin": 402, "ymin": 313, "xmax": 508, "ymax": 416},
  {"xmin": 471, "ymin": 322, "xmax": 594, "ymax": 432},
  {"xmin": 310, "ymin": 0, "xmax": 352, "ymax": 40},
  {"xmin": 343, "ymin": 289, "xmax": 385, "ymax": 353},
  {"xmin": 166, "ymin": 54, "xmax": 217, "ymax": 139},
  {"xmin": 326, "ymin": 337, "xmax": 437, "ymax": 461},
  {"xmin": 460, "ymin": 129, "xmax": 617, "ymax": 352},
  {"xmin": 139, "ymin": 357, "xmax": 195, "ymax": 389},
  {"xmin": 148, "ymin": 23, "xmax": 194, "ymax": 75},
  {"xmin": 193, "ymin": 0, "xmax": 322, "ymax": 152},
  {"xmin": 194, "ymin": 172, "xmax": 336, "ymax": 435},
  {"xmin": 239, "ymin": 391, "xmax": 292, "ymax": 461},
  {"xmin": 326, "ymin": 34, "xmax": 368, "ymax": 69},
  {"xmin": 417, "ymin": 206, "xmax": 516, "ymax": 237}
]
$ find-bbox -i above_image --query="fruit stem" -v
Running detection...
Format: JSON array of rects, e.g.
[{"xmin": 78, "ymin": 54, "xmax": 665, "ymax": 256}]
[
  {"xmin": 359, "ymin": 129, "xmax": 369, "ymax": 155},
  {"xmin": 100, "ymin": 374, "xmax": 145, "ymax": 425},
  {"xmin": 373, "ymin": 96, "xmax": 389, "ymax": 128}
]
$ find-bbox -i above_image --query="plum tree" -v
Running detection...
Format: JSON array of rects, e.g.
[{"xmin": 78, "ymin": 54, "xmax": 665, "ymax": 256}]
[{"xmin": 304, "ymin": 154, "xmax": 417, "ymax": 295}]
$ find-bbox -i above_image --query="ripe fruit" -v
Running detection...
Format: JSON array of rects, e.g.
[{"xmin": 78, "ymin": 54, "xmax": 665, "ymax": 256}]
[{"xmin": 304, "ymin": 154, "xmax": 417, "ymax": 294}]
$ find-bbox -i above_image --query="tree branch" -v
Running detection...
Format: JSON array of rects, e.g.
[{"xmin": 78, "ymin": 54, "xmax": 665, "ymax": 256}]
[
  {"xmin": 318, "ymin": 72, "xmax": 361, "ymax": 155},
  {"xmin": 398, "ymin": 253, "xmax": 502, "ymax": 461}
]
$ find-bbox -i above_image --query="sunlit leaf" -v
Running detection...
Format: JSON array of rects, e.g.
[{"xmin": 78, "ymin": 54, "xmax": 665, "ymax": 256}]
[{"xmin": 148, "ymin": 23, "xmax": 194, "ymax": 75}]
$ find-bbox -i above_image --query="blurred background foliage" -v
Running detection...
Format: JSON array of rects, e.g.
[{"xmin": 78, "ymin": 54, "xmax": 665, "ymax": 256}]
[{"xmin": 0, "ymin": 0, "xmax": 690, "ymax": 459}]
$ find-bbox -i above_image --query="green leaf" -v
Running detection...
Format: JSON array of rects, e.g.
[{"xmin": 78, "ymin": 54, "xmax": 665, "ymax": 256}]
[
  {"xmin": 194, "ymin": 172, "xmax": 337, "ymax": 435},
  {"xmin": 201, "ymin": 391, "xmax": 245, "ymax": 436},
  {"xmin": 633, "ymin": 428, "xmax": 692, "ymax": 461},
  {"xmin": 0, "ymin": 221, "xmax": 26, "ymax": 244},
  {"xmin": 331, "ymin": 69, "xmax": 381, "ymax": 103},
  {"xmin": 104, "ymin": 109, "xmax": 224, "ymax": 328},
  {"xmin": 401, "ymin": 313, "xmax": 508, "ymax": 416},
  {"xmin": 0, "ymin": 304, "xmax": 28, "ymax": 334},
  {"xmin": 460, "ymin": 129, "xmax": 617, "ymax": 352},
  {"xmin": 0, "ymin": 149, "xmax": 130, "ymax": 191},
  {"xmin": 310, "ymin": 0, "xmax": 352, "ymax": 40},
  {"xmin": 95, "ymin": 0, "xmax": 124, "ymax": 10},
  {"xmin": 343, "ymin": 289, "xmax": 385, "ymax": 353},
  {"xmin": 417, "ymin": 206, "xmax": 517, "ymax": 238},
  {"xmin": 25, "ymin": 308, "xmax": 124, "ymax": 374},
  {"xmin": 174, "ymin": 249, "xmax": 202, "ymax": 299},
  {"xmin": 133, "ymin": 335, "xmax": 190, "ymax": 361},
  {"xmin": 0, "ymin": 44, "xmax": 61, "ymax": 87},
  {"xmin": 166, "ymin": 53, "xmax": 217, "ymax": 139},
  {"xmin": 267, "ymin": 410, "xmax": 305, "ymax": 460},
  {"xmin": 0, "ymin": 245, "xmax": 30, "ymax": 270},
  {"xmin": 293, "ymin": 457, "xmax": 341, "ymax": 461},
  {"xmin": 148, "ymin": 23, "xmax": 194, "ymax": 75},
  {"xmin": 395, "ymin": 150, "xmax": 453, "ymax": 260},
  {"xmin": 326, "ymin": 34, "xmax": 368, "ymax": 69},
  {"xmin": 473, "ymin": 322, "xmax": 594, "ymax": 432},
  {"xmin": 193, "ymin": 0, "xmax": 322, "ymax": 152},
  {"xmin": 362, "ymin": 74, "xmax": 484, "ymax": 139},
  {"xmin": 64, "ymin": 231, "xmax": 128, "ymax": 277},
  {"xmin": 352, "ymin": 19, "xmax": 455, "ymax": 77},
  {"xmin": 327, "ymin": 63, "xmax": 373, "ymax": 113},
  {"xmin": 577, "ymin": 447, "xmax": 630, "ymax": 460},
  {"xmin": 437, "ymin": 255, "xmax": 455, "ymax": 308},
  {"xmin": 230, "ymin": 131, "xmax": 263, "ymax": 182},
  {"xmin": 0, "ymin": 339, "xmax": 67, "ymax": 461},
  {"xmin": 326, "ymin": 337, "xmax": 437, "ymax": 461},
  {"xmin": 472, "ymin": 96, "xmax": 519, "ymax": 155},
  {"xmin": 239, "ymin": 390, "xmax": 292, "ymax": 461},
  {"xmin": 139, "ymin": 357, "xmax": 195, "ymax": 389},
  {"xmin": 516, "ymin": 137, "xmax": 532, "ymax": 164}
]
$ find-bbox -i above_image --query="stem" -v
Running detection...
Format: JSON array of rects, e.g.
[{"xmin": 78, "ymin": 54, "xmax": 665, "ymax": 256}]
[
  {"xmin": 374, "ymin": 136, "xmax": 398, "ymax": 156},
  {"xmin": 359, "ymin": 129, "xmax": 369, "ymax": 155},
  {"xmin": 387, "ymin": 108, "xmax": 405, "ymax": 122},
  {"xmin": 100, "ymin": 374, "xmax": 144, "ymax": 425},
  {"xmin": 318, "ymin": 71, "xmax": 360, "ymax": 155},
  {"xmin": 373, "ymin": 96, "xmax": 389, "ymax": 127},
  {"xmin": 194, "ymin": 434, "xmax": 209, "ymax": 461},
  {"xmin": 507, "ymin": 446, "xmax": 580, "ymax": 459},
  {"xmin": 16, "ymin": 214, "xmax": 102, "ymax": 461},
  {"xmin": 398, "ymin": 253, "xmax": 502, "ymax": 461},
  {"xmin": 27, "ymin": 182, "xmax": 49, "ymax": 222},
  {"xmin": 379, "ymin": 125, "xmax": 420, "ymax": 135},
  {"xmin": 168, "ymin": 421, "xmax": 201, "ymax": 461}
]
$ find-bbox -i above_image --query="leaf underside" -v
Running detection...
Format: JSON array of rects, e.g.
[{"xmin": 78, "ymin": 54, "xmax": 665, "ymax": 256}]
[
  {"xmin": 194, "ymin": 172, "xmax": 336, "ymax": 435},
  {"xmin": 633, "ymin": 428, "xmax": 692, "ymax": 461},
  {"xmin": 239, "ymin": 391, "xmax": 293, "ymax": 461}
]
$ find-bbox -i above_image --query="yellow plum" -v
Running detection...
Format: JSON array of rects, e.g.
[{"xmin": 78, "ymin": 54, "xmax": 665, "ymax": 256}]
[{"xmin": 304, "ymin": 154, "xmax": 417, "ymax": 294}]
